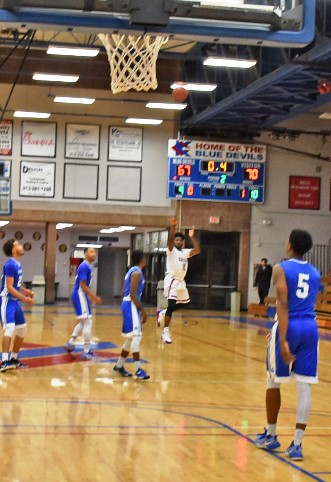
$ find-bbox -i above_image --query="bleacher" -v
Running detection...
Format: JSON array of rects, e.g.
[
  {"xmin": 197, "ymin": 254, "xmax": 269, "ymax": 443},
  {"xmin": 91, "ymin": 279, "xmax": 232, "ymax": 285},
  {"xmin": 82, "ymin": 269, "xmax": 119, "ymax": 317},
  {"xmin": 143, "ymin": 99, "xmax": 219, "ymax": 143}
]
[
  {"xmin": 316, "ymin": 272, "xmax": 331, "ymax": 329},
  {"xmin": 248, "ymin": 273, "xmax": 331, "ymax": 329},
  {"xmin": 248, "ymin": 296, "xmax": 276, "ymax": 319}
]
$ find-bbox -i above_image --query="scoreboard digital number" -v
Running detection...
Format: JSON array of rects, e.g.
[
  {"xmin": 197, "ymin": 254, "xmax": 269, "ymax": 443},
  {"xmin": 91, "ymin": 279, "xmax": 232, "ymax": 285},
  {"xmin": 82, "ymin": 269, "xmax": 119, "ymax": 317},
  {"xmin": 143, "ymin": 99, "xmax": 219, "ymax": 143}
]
[{"xmin": 167, "ymin": 139, "xmax": 266, "ymax": 203}]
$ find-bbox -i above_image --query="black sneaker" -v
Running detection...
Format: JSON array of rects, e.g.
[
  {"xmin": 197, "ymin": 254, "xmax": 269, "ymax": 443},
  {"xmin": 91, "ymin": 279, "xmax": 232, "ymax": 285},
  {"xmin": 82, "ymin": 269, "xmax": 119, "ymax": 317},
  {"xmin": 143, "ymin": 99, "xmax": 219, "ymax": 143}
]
[
  {"xmin": 0, "ymin": 360, "xmax": 16, "ymax": 372},
  {"xmin": 9, "ymin": 358, "xmax": 29, "ymax": 369}
]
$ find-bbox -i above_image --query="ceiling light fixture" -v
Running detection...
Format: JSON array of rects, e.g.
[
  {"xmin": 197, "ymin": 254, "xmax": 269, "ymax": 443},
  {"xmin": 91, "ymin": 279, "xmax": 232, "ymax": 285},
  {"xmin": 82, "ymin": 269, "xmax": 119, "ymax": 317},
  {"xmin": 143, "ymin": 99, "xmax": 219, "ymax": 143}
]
[
  {"xmin": 126, "ymin": 118, "xmax": 163, "ymax": 125},
  {"xmin": 146, "ymin": 102, "xmax": 187, "ymax": 110},
  {"xmin": 203, "ymin": 57, "xmax": 256, "ymax": 68},
  {"xmin": 100, "ymin": 226, "xmax": 136, "ymax": 233},
  {"xmin": 54, "ymin": 96, "xmax": 95, "ymax": 104},
  {"xmin": 76, "ymin": 243, "xmax": 103, "ymax": 249},
  {"xmin": 47, "ymin": 46, "xmax": 100, "ymax": 57},
  {"xmin": 14, "ymin": 111, "xmax": 51, "ymax": 118},
  {"xmin": 33, "ymin": 73, "xmax": 79, "ymax": 83},
  {"xmin": 170, "ymin": 83, "xmax": 217, "ymax": 92},
  {"xmin": 56, "ymin": 223, "xmax": 73, "ymax": 229}
]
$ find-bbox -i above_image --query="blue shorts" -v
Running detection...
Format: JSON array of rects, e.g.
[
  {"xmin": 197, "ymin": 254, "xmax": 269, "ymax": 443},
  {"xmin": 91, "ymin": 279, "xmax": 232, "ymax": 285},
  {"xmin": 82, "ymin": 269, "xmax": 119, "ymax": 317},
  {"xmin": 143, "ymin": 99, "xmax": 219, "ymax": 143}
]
[
  {"xmin": 121, "ymin": 300, "xmax": 142, "ymax": 337},
  {"xmin": 0, "ymin": 298, "xmax": 26, "ymax": 327},
  {"xmin": 267, "ymin": 318, "xmax": 319, "ymax": 384},
  {"xmin": 71, "ymin": 289, "xmax": 91, "ymax": 318}
]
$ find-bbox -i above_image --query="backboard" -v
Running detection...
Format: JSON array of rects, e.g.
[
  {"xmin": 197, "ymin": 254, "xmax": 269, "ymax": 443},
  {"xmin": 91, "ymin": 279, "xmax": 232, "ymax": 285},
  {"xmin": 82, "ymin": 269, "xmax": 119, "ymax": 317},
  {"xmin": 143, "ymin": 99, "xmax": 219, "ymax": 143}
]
[{"xmin": 0, "ymin": 0, "xmax": 315, "ymax": 48}]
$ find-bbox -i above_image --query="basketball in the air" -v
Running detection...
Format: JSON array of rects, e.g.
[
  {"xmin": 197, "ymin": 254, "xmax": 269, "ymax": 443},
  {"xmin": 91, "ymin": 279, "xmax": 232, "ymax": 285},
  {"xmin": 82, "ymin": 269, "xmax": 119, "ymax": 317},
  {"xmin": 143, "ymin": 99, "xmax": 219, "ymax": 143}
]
[{"xmin": 172, "ymin": 87, "xmax": 189, "ymax": 103}]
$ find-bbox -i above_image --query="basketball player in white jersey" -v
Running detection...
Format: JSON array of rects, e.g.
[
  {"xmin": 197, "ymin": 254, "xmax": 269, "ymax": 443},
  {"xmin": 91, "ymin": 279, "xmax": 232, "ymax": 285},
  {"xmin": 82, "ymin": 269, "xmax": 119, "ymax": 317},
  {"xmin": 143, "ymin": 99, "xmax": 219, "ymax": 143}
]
[{"xmin": 158, "ymin": 217, "xmax": 200, "ymax": 344}]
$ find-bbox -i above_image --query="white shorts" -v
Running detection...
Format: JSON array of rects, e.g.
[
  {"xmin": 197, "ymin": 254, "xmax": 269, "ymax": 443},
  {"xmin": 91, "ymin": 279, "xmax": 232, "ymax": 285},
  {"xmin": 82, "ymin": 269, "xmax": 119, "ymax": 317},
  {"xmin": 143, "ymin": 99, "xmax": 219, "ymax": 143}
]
[{"xmin": 163, "ymin": 275, "xmax": 190, "ymax": 304}]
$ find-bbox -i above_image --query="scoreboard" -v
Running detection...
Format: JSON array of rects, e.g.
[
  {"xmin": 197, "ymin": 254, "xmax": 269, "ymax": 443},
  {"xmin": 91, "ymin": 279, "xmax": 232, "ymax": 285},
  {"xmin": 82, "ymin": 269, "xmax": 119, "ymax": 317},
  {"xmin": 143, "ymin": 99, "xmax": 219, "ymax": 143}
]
[{"xmin": 167, "ymin": 139, "xmax": 266, "ymax": 203}]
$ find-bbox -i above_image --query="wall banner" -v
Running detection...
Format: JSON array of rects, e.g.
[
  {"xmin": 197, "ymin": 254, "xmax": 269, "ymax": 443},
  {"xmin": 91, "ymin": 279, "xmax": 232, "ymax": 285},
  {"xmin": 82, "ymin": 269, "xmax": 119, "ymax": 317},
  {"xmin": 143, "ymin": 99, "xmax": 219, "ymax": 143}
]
[
  {"xmin": 108, "ymin": 126, "xmax": 142, "ymax": 161},
  {"xmin": 289, "ymin": 175, "xmax": 320, "ymax": 210},
  {"xmin": 19, "ymin": 161, "xmax": 55, "ymax": 197},
  {"xmin": 0, "ymin": 120, "xmax": 13, "ymax": 155},
  {"xmin": 65, "ymin": 124, "xmax": 100, "ymax": 160},
  {"xmin": 21, "ymin": 121, "xmax": 57, "ymax": 157}
]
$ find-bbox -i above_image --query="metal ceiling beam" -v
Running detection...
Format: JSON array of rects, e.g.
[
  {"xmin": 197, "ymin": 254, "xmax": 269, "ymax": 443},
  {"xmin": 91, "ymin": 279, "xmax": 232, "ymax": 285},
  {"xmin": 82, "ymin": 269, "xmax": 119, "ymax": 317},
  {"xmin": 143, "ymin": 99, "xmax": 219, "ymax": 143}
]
[
  {"xmin": 0, "ymin": 0, "xmax": 22, "ymax": 7},
  {"xmin": 185, "ymin": 39, "xmax": 331, "ymax": 127}
]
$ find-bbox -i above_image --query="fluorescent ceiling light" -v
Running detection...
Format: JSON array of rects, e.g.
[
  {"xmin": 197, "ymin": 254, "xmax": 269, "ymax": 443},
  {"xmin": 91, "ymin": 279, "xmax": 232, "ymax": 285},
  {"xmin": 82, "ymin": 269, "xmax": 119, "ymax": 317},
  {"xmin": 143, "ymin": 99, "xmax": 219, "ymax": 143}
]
[
  {"xmin": 56, "ymin": 223, "xmax": 73, "ymax": 229},
  {"xmin": 47, "ymin": 46, "xmax": 99, "ymax": 57},
  {"xmin": 181, "ymin": 0, "xmax": 244, "ymax": 4},
  {"xmin": 319, "ymin": 113, "xmax": 331, "ymax": 119},
  {"xmin": 100, "ymin": 226, "xmax": 136, "ymax": 233},
  {"xmin": 171, "ymin": 82, "xmax": 217, "ymax": 92},
  {"xmin": 201, "ymin": 0, "xmax": 243, "ymax": 4},
  {"xmin": 0, "ymin": 221, "xmax": 9, "ymax": 227},
  {"xmin": 126, "ymin": 118, "xmax": 163, "ymax": 125},
  {"xmin": 54, "ymin": 96, "xmax": 95, "ymax": 104},
  {"xmin": 76, "ymin": 243, "xmax": 102, "ymax": 249},
  {"xmin": 14, "ymin": 111, "xmax": 51, "ymax": 118},
  {"xmin": 203, "ymin": 57, "xmax": 256, "ymax": 68},
  {"xmin": 180, "ymin": 0, "xmax": 273, "ymax": 10},
  {"xmin": 33, "ymin": 73, "xmax": 79, "ymax": 83},
  {"xmin": 146, "ymin": 102, "xmax": 187, "ymax": 110}
]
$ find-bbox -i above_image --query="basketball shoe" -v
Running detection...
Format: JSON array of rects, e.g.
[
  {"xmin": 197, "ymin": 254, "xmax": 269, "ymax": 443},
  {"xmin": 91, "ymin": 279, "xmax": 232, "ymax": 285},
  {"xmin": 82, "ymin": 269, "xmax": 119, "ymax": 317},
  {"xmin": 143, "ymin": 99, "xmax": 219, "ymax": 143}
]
[
  {"xmin": 81, "ymin": 350, "xmax": 96, "ymax": 360},
  {"xmin": 255, "ymin": 428, "xmax": 280, "ymax": 450},
  {"xmin": 285, "ymin": 441, "xmax": 303, "ymax": 461},
  {"xmin": 161, "ymin": 327, "xmax": 172, "ymax": 344},
  {"xmin": 64, "ymin": 342, "xmax": 74, "ymax": 353},
  {"xmin": 113, "ymin": 366, "xmax": 132, "ymax": 377},
  {"xmin": 134, "ymin": 368, "xmax": 150, "ymax": 380},
  {"xmin": 0, "ymin": 360, "xmax": 16, "ymax": 372},
  {"xmin": 9, "ymin": 358, "xmax": 29, "ymax": 369}
]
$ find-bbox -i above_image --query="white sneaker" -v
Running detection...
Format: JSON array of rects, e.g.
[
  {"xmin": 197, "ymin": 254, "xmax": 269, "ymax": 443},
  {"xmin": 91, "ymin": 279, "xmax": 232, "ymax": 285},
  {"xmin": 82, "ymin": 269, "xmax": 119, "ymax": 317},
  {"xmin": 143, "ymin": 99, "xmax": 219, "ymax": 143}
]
[
  {"xmin": 157, "ymin": 309, "xmax": 166, "ymax": 327},
  {"xmin": 161, "ymin": 329, "xmax": 172, "ymax": 344}
]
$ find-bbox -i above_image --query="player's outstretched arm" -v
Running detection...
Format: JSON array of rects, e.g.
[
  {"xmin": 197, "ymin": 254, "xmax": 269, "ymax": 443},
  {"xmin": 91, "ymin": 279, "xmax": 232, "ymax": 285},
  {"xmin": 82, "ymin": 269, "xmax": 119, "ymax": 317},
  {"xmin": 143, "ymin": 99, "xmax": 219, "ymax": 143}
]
[
  {"xmin": 168, "ymin": 217, "xmax": 177, "ymax": 251},
  {"xmin": 188, "ymin": 226, "xmax": 201, "ymax": 256}
]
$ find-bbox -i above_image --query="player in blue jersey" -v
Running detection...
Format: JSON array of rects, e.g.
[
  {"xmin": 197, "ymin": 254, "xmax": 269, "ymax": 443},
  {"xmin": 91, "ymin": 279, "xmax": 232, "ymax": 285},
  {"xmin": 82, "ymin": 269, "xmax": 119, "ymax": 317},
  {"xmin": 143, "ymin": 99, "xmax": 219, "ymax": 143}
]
[
  {"xmin": 0, "ymin": 239, "xmax": 35, "ymax": 372},
  {"xmin": 255, "ymin": 229, "xmax": 321, "ymax": 461},
  {"xmin": 113, "ymin": 249, "xmax": 150, "ymax": 380},
  {"xmin": 65, "ymin": 247, "xmax": 102, "ymax": 359}
]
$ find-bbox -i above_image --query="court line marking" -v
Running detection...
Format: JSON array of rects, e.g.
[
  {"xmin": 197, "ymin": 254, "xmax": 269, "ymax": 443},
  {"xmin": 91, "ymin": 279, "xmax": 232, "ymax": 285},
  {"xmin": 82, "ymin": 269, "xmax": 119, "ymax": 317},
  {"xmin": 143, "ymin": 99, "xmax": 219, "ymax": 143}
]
[{"xmin": 0, "ymin": 399, "xmax": 325, "ymax": 481}]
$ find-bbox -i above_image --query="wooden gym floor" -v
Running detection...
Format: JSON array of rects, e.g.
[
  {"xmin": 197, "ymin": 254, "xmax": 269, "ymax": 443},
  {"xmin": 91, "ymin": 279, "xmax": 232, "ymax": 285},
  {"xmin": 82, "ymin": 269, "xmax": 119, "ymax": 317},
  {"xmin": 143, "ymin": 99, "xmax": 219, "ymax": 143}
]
[{"xmin": 0, "ymin": 303, "xmax": 331, "ymax": 482}]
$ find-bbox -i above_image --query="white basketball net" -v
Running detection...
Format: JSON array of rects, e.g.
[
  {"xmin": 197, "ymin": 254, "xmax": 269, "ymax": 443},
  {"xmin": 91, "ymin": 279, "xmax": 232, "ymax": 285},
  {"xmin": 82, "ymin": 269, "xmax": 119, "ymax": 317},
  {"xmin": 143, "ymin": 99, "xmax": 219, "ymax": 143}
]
[{"xmin": 98, "ymin": 33, "xmax": 169, "ymax": 94}]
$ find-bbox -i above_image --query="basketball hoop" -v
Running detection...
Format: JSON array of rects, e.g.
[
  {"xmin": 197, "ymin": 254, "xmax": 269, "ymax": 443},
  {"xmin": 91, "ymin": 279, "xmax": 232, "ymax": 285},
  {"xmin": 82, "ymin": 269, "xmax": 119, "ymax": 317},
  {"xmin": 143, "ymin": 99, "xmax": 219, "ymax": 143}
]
[{"xmin": 98, "ymin": 33, "xmax": 169, "ymax": 94}]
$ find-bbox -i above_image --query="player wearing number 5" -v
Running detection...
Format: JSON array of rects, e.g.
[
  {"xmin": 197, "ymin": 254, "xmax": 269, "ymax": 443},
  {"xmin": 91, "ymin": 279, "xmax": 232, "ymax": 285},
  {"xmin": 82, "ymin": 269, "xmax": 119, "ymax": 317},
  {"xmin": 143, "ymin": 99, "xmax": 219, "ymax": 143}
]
[
  {"xmin": 255, "ymin": 229, "xmax": 320, "ymax": 461},
  {"xmin": 158, "ymin": 218, "xmax": 200, "ymax": 344}
]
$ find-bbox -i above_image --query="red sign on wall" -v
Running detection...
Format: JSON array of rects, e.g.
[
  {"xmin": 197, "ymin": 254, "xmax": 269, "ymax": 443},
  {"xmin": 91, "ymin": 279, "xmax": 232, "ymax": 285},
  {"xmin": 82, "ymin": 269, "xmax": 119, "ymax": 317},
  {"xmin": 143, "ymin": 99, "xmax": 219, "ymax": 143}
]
[{"xmin": 289, "ymin": 176, "xmax": 321, "ymax": 210}]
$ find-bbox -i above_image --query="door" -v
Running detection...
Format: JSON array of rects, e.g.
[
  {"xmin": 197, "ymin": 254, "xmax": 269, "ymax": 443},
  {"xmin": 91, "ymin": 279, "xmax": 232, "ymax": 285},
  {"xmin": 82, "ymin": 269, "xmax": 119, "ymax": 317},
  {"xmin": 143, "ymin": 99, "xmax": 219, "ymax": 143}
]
[
  {"xmin": 185, "ymin": 231, "xmax": 239, "ymax": 309},
  {"xmin": 97, "ymin": 248, "xmax": 128, "ymax": 303}
]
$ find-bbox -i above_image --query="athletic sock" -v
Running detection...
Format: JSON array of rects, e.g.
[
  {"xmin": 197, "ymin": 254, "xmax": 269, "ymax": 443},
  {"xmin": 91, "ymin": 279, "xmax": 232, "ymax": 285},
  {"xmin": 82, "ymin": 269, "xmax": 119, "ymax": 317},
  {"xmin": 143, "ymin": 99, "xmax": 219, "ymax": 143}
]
[
  {"xmin": 294, "ymin": 428, "xmax": 304, "ymax": 446},
  {"xmin": 116, "ymin": 356, "xmax": 126, "ymax": 368},
  {"xmin": 267, "ymin": 424, "xmax": 277, "ymax": 436}
]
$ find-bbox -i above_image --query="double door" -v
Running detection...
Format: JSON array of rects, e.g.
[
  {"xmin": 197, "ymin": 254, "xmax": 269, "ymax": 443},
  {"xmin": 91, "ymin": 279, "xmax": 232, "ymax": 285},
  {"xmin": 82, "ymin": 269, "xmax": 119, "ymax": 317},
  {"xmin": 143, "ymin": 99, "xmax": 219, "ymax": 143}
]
[{"xmin": 143, "ymin": 230, "xmax": 239, "ymax": 310}]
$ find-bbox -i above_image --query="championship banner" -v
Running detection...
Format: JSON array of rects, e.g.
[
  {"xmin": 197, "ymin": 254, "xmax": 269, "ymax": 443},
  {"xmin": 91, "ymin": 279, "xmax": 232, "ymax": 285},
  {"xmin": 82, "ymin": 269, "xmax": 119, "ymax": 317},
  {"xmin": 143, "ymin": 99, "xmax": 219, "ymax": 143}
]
[{"xmin": 19, "ymin": 161, "xmax": 55, "ymax": 197}]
